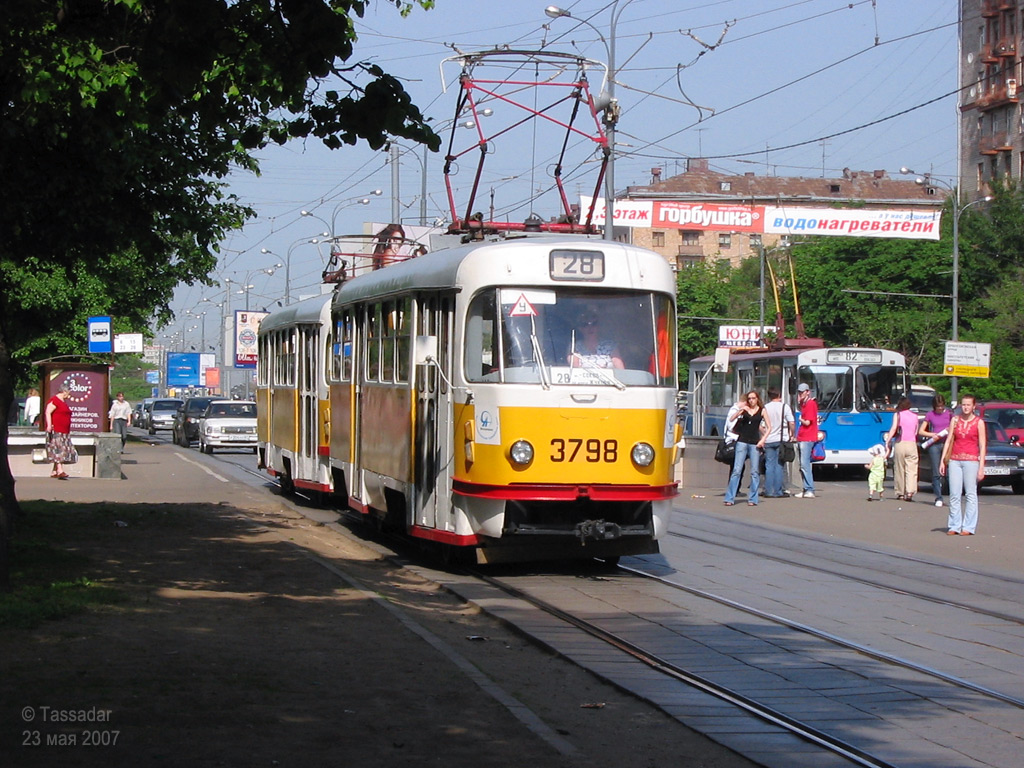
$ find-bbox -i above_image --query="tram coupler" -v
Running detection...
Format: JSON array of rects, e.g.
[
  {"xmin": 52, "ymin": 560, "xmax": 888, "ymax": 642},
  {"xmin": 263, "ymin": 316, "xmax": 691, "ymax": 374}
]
[{"xmin": 575, "ymin": 520, "xmax": 621, "ymax": 542}]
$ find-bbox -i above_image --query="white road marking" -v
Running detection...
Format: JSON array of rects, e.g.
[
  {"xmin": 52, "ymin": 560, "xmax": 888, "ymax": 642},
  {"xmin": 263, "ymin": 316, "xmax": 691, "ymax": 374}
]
[{"xmin": 176, "ymin": 452, "xmax": 231, "ymax": 483}]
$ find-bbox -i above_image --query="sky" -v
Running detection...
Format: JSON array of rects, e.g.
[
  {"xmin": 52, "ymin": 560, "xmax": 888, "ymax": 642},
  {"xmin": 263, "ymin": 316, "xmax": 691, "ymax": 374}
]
[{"xmin": 164, "ymin": 0, "xmax": 959, "ymax": 350}]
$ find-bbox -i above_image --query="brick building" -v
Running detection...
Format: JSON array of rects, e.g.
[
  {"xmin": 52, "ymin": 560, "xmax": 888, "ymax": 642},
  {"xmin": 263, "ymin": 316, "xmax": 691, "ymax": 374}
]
[
  {"xmin": 617, "ymin": 159, "xmax": 940, "ymax": 270},
  {"xmin": 960, "ymin": 0, "xmax": 1023, "ymax": 198}
]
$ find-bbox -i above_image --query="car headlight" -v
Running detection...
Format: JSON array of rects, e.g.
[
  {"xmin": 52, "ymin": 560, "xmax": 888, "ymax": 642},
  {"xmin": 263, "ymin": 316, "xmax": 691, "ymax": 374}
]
[
  {"xmin": 509, "ymin": 440, "xmax": 534, "ymax": 465},
  {"xmin": 1017, "ymin": 458, "xmax": 1024, "ymax": 469},
  {"xmin": 631, "ymin": 442, "xmax": 655, "ymax": 466}
]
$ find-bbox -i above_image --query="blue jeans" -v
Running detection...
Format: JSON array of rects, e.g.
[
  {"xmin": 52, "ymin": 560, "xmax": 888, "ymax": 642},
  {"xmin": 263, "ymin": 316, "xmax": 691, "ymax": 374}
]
[
  {"xmin": 725, "ymin": 441, "xmax": 761, "ymax": 504},
  {"xmin": 764, "ymin": 442, "xmax": 784, "ymax": 496},
  {"xmin": 797, "ymin": 441, "xmax": 815, "ymax": 493},
  {"xmin": 926, "ymin": 442, "xmax": 944, "ymax": 501},
  {"xmin": 947, "ymin": 460, "xmax": 979, "ymax": 533}
]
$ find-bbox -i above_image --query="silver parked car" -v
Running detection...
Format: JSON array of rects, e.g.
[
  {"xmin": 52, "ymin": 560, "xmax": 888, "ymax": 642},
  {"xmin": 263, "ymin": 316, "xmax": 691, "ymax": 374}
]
[
  {"xmin": 146, "ymin": 398, "xmax": 183, "ymax": 435},
  {"xmin": 198, "ymin": 400, "xmax": 258, "ymax": 454}
]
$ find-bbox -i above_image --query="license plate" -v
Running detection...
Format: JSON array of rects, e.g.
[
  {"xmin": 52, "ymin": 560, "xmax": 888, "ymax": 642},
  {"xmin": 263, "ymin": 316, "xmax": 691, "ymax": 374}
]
[{"xmin": 986, "ymin": 466, "xmax": 1012, "ymax": 475}]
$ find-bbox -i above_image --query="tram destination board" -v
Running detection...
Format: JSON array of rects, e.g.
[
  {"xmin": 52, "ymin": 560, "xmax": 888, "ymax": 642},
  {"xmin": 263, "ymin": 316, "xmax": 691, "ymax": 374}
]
[{"xmin": 549, "ymin": 249, "xmax": 604, "ymax": 281}]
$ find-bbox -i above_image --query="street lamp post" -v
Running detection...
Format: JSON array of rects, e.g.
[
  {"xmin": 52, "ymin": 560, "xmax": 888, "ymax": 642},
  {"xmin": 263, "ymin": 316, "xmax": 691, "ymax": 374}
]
[
  {"xmin": 545, "ymin": 2, "xmax": 631, "ymax": 241},
  {"xmin": 266, "ymin": 235, "xmax": 328, "ymax": 306},
  {"xmin": 900, "ymin": 167, "xmax": 991, "ymax": 404}
]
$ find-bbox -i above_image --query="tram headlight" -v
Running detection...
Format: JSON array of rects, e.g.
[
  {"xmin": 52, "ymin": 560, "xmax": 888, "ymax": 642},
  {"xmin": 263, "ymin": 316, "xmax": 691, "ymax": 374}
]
[
  {"xmin": 631, "ymin": 442, "xmax": 655, "ymax": 467},
  {"xmin": 509, "ymin": 440, "xmax": 534, "ymax": 465}
]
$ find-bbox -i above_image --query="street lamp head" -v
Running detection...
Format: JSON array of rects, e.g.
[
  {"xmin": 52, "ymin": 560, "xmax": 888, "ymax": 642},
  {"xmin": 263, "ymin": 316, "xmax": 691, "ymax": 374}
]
[
  {"xmin": 260, "ymin": 247, "xmax": 275, "ymax": 255},
  {"xmin": 545, "ymin": 5, "xmax": 570, "ymax": 18},
  {"xmin": 899, "ymin": 166, "xmax": 914, "ymax": 175}
]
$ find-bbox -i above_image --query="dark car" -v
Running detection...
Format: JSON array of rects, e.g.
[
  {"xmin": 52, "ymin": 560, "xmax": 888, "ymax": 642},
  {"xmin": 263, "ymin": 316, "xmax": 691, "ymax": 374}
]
[
  {"xmin": 146, "ymin": 398, "xmax": 184, "ymax": 435},
  {"xmin": 919, "ymin": 420, "xmax": 1024, "ymax": 494},
  {"xmin": 172, "ymin": 396, "xmax": 216, "ymax": 447}
]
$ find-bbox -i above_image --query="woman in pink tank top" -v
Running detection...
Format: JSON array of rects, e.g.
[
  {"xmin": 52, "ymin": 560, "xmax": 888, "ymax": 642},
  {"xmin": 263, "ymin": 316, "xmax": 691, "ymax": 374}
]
[
  {"xmin": 939, "ymin": 394, "xmax": 986, "ymax": 535},
  {"xmin": 885, "ymin": 396, "xmax": 921, "ymax": 501}
]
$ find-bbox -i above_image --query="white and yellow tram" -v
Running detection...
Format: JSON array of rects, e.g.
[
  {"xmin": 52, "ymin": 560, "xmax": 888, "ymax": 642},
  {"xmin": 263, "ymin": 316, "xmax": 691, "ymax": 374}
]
[
  {"xmin": 260, "ymin": 235, "xmax": 680, "ymax": 563},
  {"xmin": 256, "ymin": 293, "xmax": 333, "ymax": 498}
]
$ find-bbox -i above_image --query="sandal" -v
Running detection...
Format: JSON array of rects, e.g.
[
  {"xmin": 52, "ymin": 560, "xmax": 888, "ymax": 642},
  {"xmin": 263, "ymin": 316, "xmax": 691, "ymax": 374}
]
[
  {"xmin": 723, "ymin": 501, "xmax": 734, "ymax": 506},
  {"xmin": 57, "ymin": 472, "xmax": 69, "ymax": 479}
]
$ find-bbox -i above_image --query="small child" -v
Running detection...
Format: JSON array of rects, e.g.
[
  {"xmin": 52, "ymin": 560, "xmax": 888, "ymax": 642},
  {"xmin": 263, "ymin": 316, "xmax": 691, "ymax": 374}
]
[{"xmin": 866, "ymin": 443, "xmax": 887, "ymax": 501}]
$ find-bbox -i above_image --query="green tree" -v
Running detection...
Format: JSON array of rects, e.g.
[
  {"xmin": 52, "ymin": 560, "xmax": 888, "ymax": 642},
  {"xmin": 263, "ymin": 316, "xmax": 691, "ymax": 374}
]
[
  {"xmin": 0, "ymin": 0, "xmax": 439, "ymax": 586},
  {"xmin": 676, "ymin": 259, "xmax": 745, "ymax": 383}
]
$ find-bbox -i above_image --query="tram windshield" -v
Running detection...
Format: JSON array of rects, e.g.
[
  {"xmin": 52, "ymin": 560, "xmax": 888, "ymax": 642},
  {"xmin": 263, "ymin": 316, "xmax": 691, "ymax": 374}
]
[{"xmin": 465, "ymin": 288, "xmax": 675, "ymax": 387}]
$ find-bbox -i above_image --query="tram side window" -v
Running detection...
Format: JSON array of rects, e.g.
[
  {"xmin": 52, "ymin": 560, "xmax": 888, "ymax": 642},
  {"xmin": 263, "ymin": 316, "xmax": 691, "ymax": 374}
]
[
  {"xmin": 381, "ymin": 300, "xmax": 396, "ymax": 381},
  {"xmin": 335, "ymin": 311, "xmax": 354, "ymax": 382},
  {"xmin": 257, "ymin": 336, "xmax": 268, "ymax": 386},
  {"xmin": 273, "ymin": 330, "xmax": 296, "ymax": 387},
  {"xmin": 396, "ymin": 297, "xmax": 411, "ymax": 383},
  {"xmin": 465, "ymin": 291, "xmax": 498, "ymax": 383},
  {"xmin": 365, "ymin": 305, "xmax": 380, "ymax": 382}
]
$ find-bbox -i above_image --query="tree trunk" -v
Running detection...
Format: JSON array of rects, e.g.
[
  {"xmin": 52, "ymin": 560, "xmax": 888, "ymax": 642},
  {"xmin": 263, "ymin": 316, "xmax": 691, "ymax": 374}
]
[{"xmin": 0, "ymin": 323, "xmax": 23, "ymax": 590}]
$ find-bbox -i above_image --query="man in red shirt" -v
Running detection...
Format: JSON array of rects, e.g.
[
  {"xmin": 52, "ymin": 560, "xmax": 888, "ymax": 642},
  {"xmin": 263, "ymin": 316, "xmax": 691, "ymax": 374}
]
[{"xmin": 795, "ymin": 383, "xmax": 818, "ymax": 498}]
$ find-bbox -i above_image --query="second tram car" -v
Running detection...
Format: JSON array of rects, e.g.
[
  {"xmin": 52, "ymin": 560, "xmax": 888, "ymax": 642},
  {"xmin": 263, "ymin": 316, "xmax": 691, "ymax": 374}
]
[
  {"xmin": 688, "ymin": 345, "xmax": 908, "ymax": 465},
  {"xmin": 257, "ymin": 293, "xmax": 333, "ymax": 498},
  {"xmin": 258, "ymin": 235, "xmax": 680, "ymax": 563}
]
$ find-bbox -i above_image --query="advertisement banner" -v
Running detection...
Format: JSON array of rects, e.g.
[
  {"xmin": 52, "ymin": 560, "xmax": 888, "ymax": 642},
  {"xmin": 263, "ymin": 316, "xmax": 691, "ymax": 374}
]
[
  {"xmin": 764, "ymin": 206, "xmax": 941, "ymax": 240},
  {"xmin": 167, "ymin": 353, "xmax": 202, "ymax": 387},
  {"xmin": 578, "ymin": 197, "xmax": 654, "ymax": 228},
  {"xmin": 43, "ymin": 366, "xmax": 108, "ymax": 432},
  {"xmin": 234, "ymin": 310, "xmax": 267, "ymax": 369},
  {"xmin": 718, "ymin": 325, "xmax": 777, "ymax": 348},
  {"xmin": 654, "ymin": 202, "xmax": 762, "ymax": 233}
]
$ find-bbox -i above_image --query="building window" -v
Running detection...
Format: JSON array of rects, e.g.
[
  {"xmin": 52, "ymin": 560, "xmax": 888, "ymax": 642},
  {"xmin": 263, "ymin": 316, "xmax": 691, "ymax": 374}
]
[
  {"xmin": 718, "ymin": 233, "xmax": 732, "ymax": 249},
  {"xmin": 652, "ymin": 231, "xmax": 666, "ymax": 247},
  {"xmin": 829, "ymin": 184, "xmax": 841, "ymax": 194},
  {"xmin": 749, "ymin": 234, "xmax": 762, "ymax": 248},
  {"xmin": 676, "ymin": 255, "xmax": 702, "ymax": 269},
  {"xmin": 719, "ymin": 181, "xmax": 731, "ymax": 191},
  {"xmin": 682, "ymin": 230, "xmax": 701, "ymax": 246}
]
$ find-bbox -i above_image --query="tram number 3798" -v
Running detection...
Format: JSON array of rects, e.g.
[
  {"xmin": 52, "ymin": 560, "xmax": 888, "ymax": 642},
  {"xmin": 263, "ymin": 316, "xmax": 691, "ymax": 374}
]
[{"xmin": 550, "ymin": 438, "xmax": 618, "ymax": 463}]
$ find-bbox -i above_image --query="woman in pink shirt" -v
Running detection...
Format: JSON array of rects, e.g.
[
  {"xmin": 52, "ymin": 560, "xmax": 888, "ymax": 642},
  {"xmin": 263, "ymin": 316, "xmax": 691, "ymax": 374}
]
[
  {"xmin": 885, "ymin": 396, "xmax": 920, "ymax": 502},
  {"xmin": 939, "ymin": 394, "xmax": 986, "ymax": 535}
]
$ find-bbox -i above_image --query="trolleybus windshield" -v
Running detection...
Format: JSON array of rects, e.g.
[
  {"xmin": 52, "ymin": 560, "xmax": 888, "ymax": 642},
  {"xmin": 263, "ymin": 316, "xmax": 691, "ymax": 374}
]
[{"xmin": 464, "ymin": 288, "xmax": 674, "ymax": 387}]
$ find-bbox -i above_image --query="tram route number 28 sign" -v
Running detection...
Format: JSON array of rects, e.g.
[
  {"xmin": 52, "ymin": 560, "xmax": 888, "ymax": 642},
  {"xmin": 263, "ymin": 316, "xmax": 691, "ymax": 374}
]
[{"xmin": 943, "ymin": 341, "xmax": 991, "ymax": 379}]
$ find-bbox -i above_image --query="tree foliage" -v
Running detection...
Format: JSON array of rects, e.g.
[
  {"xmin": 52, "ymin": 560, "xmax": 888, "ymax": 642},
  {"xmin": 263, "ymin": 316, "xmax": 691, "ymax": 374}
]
[{"xmin": 0, "ymin": 0, "xmax": 440, "ymax": 584}]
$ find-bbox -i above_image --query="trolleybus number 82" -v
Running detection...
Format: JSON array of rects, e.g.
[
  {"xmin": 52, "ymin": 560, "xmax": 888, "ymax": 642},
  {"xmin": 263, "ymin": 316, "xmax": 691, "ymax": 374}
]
[{"xmin": 550, "ymin": 438, "xmax": 618, "ymax": 462}]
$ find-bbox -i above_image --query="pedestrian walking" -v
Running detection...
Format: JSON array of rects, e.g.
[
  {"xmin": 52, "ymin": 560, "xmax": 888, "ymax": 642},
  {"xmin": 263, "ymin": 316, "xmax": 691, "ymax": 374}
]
[
  {"xmin": 865, "ymin": 443, "xmax": 887, "ymax": 501},
  {"xmin": 918, "ymin": 394, "xmax": 952, "ymax": 507},
  {"xmin": 108, "ymin": 392, "xmax": 132, "ymax": 452},
  {"xmin": 762, "ymin": 388, "xmax": 794, "ymax": 497},
  {"xmin": 885, "ymin": 396, "xmax": 920, "ymax": 502},
  {"xmin": 940, "ymin": 393, "xmax": 985, "ymax": 536},
  {"xmin": 794, "ymin": 383, "xmax": 818, "ymax": 498},
  {"xmin": 44, "ymin": 384, "xmax": 77, "ymax": 479},
  {"xmin": 724, "ymin": 390, "xmax": 770, "ymax": 507},
  {"xmin": 23, "ymin": 387, "xmax": 41, "ymax": 427}
]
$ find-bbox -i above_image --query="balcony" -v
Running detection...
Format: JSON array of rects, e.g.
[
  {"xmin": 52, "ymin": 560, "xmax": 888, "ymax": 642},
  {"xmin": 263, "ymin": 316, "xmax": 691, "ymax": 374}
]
[
  {"xmin": 995, "ymin": 37, "xmax": 1017, "ymax": 57},
  {"xmin": 976, "ymin": 83, "xmax": 1020, "ymax": 111},
  {"xmin": 979, "ymin": 132, "xmax": 1013, "ymax": 154}
]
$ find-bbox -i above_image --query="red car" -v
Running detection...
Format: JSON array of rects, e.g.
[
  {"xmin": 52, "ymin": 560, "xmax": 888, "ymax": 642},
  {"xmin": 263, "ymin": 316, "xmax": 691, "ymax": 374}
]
[{"xmin": 975, "ymin": 402, "xmax": 1024, "ymax": 445}]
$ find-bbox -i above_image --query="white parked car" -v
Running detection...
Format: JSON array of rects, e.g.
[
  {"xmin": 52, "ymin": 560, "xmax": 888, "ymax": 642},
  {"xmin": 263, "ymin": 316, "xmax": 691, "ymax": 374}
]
[{"xmin": 198, "ymin": 400, "xmax": 258, "ymax": 454}]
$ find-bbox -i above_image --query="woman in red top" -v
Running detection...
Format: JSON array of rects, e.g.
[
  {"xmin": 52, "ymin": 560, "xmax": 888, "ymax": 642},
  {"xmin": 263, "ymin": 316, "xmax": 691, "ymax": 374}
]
[
  {"xmin": 939, "ymin": 394, "xmax": 986, "ymax": 535},
  {"xmin": 44, "ymin": 384, "xmax": 76, "ymax": 479}
]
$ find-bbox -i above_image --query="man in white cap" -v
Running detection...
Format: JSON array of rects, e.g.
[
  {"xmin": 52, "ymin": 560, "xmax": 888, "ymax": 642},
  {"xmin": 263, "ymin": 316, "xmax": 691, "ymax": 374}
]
[{"xmin": 794, "ymin": 382, "xmax": 818, "ymax": 498}]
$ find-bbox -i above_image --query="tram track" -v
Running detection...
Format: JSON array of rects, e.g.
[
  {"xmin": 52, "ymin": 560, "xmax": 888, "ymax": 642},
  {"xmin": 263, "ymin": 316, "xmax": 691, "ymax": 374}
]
[
  {"xmin": 665, "ymin": 525, "xmax": 1024, "ymax": 626},
  {"xmin": 470, "ymin": 567, "xmax": 899, "ymax": 768}
]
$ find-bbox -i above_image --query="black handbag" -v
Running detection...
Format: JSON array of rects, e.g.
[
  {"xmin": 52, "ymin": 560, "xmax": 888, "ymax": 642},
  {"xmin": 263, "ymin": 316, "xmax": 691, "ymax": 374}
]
[
  {"xmin": 714, "ymin": 438, "xmax": 736, "ymax": 465},
  {"xmin": 780, "ymin": 441, "xmax": 795, "ymax": 463}
]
